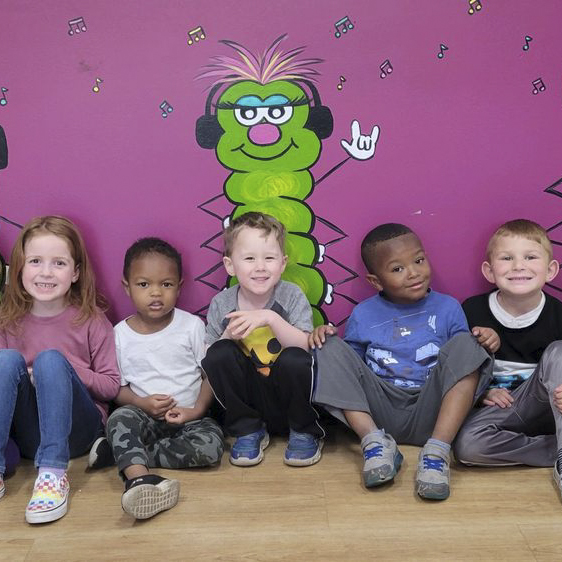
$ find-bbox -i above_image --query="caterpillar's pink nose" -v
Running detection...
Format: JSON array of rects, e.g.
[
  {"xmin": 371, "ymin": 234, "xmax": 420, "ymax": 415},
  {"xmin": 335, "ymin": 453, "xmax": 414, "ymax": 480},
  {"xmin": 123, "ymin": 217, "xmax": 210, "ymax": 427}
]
[{"xmin": 248, "ymin": 123, "xmax": 280, "ymax": 145}]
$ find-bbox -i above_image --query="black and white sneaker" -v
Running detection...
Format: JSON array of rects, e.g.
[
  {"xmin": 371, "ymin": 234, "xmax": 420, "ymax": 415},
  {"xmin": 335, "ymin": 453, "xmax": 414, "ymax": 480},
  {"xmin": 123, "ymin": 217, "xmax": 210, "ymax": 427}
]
[
  {"xmin": 121, "ymin": 475, "xmax": 180, "ymax": 519},
  {"xmin": 87, "ymin": 437, "xmax": 115, "ymax": 469}
]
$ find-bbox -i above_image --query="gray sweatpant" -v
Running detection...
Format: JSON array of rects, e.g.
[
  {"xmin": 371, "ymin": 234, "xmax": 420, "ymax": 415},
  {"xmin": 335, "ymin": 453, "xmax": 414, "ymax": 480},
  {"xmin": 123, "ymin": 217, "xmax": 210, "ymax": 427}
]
[
  {"xmin": 106, "ymin": 405, "xmax": 224, "ymax": 475},
  {"xmin": 453, "ymin": 341, "xmax": 562, "ymax": 467},
  {"xmin": 313, "ymin": 333, "xmax": 492, "ymax": 446}
]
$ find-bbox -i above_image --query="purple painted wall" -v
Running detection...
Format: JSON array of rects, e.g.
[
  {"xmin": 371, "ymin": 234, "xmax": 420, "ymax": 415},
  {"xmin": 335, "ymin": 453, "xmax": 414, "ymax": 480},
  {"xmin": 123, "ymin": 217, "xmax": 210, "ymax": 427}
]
[{"xmin": 1, "ymin": 0, "xmax": 561, "ymax": 324}]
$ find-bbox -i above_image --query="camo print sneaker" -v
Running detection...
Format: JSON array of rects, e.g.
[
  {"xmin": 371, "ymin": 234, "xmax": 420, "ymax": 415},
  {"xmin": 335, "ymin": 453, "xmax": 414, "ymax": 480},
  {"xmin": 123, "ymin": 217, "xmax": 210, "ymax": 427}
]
[
  {"xmin": 361, "ymin": 432, "xmax": 403, "ymax": 488},
  {"xmin": 25, "ymin": 471, "xmax": 70, "ymax": 524},
  {"xmin": 415, "ymin": 442, "xmax": 451, "ymax": 500}
]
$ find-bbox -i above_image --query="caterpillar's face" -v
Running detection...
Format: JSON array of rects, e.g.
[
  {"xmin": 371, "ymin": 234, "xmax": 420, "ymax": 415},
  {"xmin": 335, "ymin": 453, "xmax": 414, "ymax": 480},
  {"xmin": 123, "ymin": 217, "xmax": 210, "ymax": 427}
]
[{"xmin": 215, "ymin": 80, "xmax": 321, "ymax": 172}]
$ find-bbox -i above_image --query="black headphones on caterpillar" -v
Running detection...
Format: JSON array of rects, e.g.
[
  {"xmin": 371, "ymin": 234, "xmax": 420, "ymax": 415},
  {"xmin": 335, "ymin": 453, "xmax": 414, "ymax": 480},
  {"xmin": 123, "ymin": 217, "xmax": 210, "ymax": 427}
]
[{"xmin": 195, "ymin": 80, "xmax": 333, "ymax": 150}]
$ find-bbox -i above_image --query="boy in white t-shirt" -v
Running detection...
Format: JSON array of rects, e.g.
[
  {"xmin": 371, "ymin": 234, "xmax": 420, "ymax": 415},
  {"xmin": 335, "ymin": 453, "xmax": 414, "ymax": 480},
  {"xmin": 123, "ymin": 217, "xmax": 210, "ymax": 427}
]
[{"xmin": 89, "ymin": 238, "xmax": 224, "ymax": 520}]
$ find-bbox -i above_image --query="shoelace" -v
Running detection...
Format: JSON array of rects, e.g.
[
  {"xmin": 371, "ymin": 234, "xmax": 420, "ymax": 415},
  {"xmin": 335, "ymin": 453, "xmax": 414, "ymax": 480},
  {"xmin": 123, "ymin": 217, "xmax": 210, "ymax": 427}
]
[
  {"xmin": 364, "ymin": 445, "xmax": 383, "ymax": 460},
  {"xmin": 422, "ymin": 455, "xmax": 445, "ymax": 472}
]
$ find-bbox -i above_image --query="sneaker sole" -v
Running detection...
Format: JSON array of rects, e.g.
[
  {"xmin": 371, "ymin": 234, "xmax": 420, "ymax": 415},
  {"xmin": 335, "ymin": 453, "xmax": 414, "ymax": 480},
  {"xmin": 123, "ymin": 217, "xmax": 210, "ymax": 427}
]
[
  {"xmin": 363, "ymin": 450, "xmax": 404, "ymax": 488},
  {"xmin": 283, "ymin": 440, "xmax": 324, "ymax": 467},
  {"xmin": 26, "ymin": 496, "xmax": 68, "ymax": 524},
  {"xmin": 122, "ymin": 479, "xmax": 180, "ymax": 519},
  {"xmin": 415, "ymin": 481, "xmax": 450, "ymax": 500},
  {"xmin": 229, "ymin": 434, "xmax": 270, "ymax": 467}
]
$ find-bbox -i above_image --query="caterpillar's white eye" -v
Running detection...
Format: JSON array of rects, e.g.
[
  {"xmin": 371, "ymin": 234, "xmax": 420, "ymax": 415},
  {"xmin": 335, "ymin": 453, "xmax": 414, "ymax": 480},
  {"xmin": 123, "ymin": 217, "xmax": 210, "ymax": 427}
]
[
  {"xmin": 265, "ymin": 106, "xmax": 293, "ymax": 125},
  {"xmin": 234, "ymin": 107, "xmax": 265, "ymax": 126}
]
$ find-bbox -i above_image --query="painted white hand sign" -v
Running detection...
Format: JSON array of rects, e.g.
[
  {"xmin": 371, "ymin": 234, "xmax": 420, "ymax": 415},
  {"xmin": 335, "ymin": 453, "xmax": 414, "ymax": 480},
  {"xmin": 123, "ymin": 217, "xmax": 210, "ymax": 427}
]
[{"xmin": 340, "ymin": 120, "xmax": 380, "ymax": 160}]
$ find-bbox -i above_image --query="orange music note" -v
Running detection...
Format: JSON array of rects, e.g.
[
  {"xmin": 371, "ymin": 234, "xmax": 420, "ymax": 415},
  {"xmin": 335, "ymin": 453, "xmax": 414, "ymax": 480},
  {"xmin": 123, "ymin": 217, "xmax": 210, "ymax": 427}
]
[{"xmin": 92, "ymin": 78, "xmax": 103, "ymax": 93}]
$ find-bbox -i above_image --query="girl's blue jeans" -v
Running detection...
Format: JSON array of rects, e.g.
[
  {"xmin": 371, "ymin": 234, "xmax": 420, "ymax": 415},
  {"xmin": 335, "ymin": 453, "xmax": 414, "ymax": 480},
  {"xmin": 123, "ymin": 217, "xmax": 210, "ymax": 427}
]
[{"xmin": 0, "ymin": 349, "xmax": 103, "ymax": 474}]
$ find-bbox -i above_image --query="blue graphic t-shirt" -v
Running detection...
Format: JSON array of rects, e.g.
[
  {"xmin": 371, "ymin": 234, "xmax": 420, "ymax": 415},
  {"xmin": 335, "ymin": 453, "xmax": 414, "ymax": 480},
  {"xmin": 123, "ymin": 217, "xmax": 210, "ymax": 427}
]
[{"xmin": 344, "ymin": 290, "xmax": 468, "ymax": 388}]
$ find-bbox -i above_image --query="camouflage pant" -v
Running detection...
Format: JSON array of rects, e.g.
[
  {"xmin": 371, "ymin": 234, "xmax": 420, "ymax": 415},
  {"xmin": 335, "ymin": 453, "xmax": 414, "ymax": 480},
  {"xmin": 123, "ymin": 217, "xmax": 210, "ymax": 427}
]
[{"xmin": 106, "ymin": 405, "xmax": 224, "ymax": 474}]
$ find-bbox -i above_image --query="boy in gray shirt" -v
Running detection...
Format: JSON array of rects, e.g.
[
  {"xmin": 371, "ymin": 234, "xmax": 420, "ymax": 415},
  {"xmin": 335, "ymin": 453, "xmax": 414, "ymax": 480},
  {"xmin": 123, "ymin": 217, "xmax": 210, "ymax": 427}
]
[{"xmin": 202, "ymin": 212, "xmax": 324, "ymax": 467}]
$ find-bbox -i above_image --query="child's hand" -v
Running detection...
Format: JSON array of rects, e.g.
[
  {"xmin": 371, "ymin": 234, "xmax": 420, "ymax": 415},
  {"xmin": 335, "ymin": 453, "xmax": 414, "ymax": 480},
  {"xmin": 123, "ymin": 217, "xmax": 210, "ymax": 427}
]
[
  {"xmin": 554, "ymin": 385, "xmax": 562, "ymax": 414},
  {"xmin": 309, "ymin": 325, "xmax": 337, "ymax": 349},
  {"xmin": 225, "ymin": 310, "xmax": 274, "ymax": 339},
  {"xmin": 139, "ymin": 394, "xmax": 176, "ymax": 419},
  {"xmin": 472, "ymin": 326, "xmax": 500, "ymax": 353},
  {"xmin": 27, "ymin": 367, "xmax": 35, "ymax": 386},
  {"xmin": 482, "ymin": 388, "xmax": 513, "ymax": 408},
  {"xmin": 165, "ymin": 407, "xmax": 201, "ymax": 425}
]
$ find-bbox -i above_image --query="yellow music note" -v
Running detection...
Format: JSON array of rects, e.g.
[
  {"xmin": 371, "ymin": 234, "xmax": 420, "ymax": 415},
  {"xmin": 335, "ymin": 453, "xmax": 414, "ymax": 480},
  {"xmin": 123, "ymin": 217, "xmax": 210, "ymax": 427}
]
[
  {"xmin": 92, "ymin": 78, "xmax": 103, "ymax": 93},
  {"xmin": 187, "ymin": 26, "xmax": 206, "ymax": 45}
]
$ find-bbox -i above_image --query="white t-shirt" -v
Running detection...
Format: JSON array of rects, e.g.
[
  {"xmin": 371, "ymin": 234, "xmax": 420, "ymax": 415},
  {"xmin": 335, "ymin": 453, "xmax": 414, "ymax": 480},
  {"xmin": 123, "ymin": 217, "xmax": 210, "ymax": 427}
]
[{"xmin": 114, "ymin": 308, "xmax": 206, "ymax": 408}]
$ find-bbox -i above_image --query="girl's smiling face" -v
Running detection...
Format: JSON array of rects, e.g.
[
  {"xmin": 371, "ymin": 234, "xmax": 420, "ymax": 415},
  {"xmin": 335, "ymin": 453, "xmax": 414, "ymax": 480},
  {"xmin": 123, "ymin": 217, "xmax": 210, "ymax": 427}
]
[{"xmin": 21, "ymin": 233, "xmax": 79, "ymax": 316}]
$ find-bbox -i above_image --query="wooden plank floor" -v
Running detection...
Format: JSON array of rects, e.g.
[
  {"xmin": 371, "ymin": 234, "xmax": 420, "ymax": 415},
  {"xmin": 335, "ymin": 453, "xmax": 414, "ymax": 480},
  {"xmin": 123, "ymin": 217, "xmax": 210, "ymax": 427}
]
[{"xmin": 2, "ymin": 424, "xmax": 562, "ymax": 562}]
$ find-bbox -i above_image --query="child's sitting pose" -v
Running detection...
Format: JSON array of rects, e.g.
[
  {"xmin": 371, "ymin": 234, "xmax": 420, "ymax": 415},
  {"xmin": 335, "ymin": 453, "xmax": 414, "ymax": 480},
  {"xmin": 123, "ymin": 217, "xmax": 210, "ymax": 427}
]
[
  {"xmin": 90, "ymin": 237, "xmax": 224, "ymax": 520},
  {"xmin": 311, "ymin": 223, "xmax": 493, "ymax": 500},
  {"xmin": 202, "ymin": 212, "xmax": 324, "ymax": 467},
  {"xmin": 0, "ymin": 216, "xmax": 120, "ymax": 523},
  {"xmin": 453, "ymin": 220, "xmax": 562, "ymax": 494}
]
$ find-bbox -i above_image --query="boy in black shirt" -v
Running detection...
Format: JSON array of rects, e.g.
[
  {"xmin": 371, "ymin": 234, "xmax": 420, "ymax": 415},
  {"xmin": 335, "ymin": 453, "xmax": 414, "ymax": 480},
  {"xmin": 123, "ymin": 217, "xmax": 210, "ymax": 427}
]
[{"xmin": 454, "ymin": 219, "xmax": 562, "ymax": 495}]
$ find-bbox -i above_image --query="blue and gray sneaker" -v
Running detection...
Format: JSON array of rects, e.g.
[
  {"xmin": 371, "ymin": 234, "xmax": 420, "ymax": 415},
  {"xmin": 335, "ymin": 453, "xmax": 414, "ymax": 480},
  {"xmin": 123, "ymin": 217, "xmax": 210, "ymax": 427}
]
[
  {"xmin": 361, "ymin": 432, "xmax": 403, "ymax": 488},
  {"xmin": 230, "ymin": 428, "xmax": 270, "ymax": 466},
  {"xmin": 284, "ymin": 430, "xmax": 323, "ymax": 466},
  {"xmin": 415, "ymin": 442, "xmax": 450, "ymax": 500}
]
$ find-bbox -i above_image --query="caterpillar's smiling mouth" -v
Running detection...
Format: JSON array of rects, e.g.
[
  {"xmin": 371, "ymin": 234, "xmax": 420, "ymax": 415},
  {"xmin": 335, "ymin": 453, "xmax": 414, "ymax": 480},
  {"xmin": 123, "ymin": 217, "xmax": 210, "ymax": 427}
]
[{"xmin": 232, "ymin": 139, "xmax": 298, "ymax": 161}]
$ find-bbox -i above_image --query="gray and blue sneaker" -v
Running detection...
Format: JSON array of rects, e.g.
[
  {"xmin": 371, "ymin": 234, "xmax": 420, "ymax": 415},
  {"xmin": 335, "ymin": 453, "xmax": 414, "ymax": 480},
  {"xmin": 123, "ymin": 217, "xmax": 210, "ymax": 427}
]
[
  {"xmin": 415, "ymin": 442, "xmax": 450, "ymax": 500},
  {"xmin": 361, "ymin": 432, "xmax": 403, "ymax": 488},
  {"xmin": 284, "ymin": 430, "xmax": 323, "ymax": 466},
  {"xmin": 230, "ymin": 428, "xmax": 270, "ymax": 466}
]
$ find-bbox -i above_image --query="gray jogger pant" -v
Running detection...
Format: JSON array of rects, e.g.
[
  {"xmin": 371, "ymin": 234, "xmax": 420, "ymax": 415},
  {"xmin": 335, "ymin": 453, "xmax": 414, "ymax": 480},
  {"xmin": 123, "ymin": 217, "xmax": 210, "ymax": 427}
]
[
  {"xmin": 313, "ymin": 332, "xmax": 492, "ymax": 446},
  {"xmin": 454, "ymin": 341, "xmax": 562, "ymax": 467},
  {"xmin": 106, "ymin": 405, "xmax": 224, "ymax": 474}
]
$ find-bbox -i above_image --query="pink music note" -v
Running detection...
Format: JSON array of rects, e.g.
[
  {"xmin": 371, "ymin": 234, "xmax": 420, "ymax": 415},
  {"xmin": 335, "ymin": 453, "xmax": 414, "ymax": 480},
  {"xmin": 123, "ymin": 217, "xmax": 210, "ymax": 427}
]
[
  {"xmin": 532, "ymin": 78, "xmax": 546, "ymax": 95},
  {"xmin": 68, "ymin": 17, "xmax": 87, "ymax": 36},
  {"xmin": 380, "ymin": 59, "xmax": 393, "ymax": 79}
]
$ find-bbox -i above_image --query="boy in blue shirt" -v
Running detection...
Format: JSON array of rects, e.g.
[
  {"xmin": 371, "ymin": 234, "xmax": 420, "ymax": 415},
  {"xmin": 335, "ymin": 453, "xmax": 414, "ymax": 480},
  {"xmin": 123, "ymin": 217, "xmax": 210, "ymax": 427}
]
[
  {"xmin": 453, "ymin": 219, "xmax": 562, "ymax": 497},
  {"xmin": 311, "ymin": 223, "xmax": 493, "ymax": 500}
]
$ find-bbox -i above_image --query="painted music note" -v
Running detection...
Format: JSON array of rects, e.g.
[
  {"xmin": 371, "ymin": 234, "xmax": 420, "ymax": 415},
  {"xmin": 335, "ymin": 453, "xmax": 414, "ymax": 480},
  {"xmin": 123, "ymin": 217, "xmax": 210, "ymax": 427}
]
[
  {"xmin": 468, "ymin": 0, "xmax": 482, "ymax": 14},
  {"xmin": 160, "ymin": 100, "xmax": 173, "ymax": 118},
  {"xmin": 437, "ymin": 44, "xmax": 449, "ymax": 59},
  {"xmin": 187, "ymin": 26, "xmax": 206, "ymax": 45},
  {"xmin": 0, "ymin": 88, "xmax": 7, "ymax": 107},
  {"xmin": 68, "ymin": 17, "xmax": 87, "ymax": 36},
  {"xmin": 337, "ymin": 76, "xmax": 346, "ymax": 91},
  {"xmin": 523, "ymin": 35, "xmax": 533, "ymax": 51},
  {"xmin": 532, "ymin": 78, "xmax": 546, "ymax": 95},
  {"xmin": 379, "ymin": 59, "xmax": 393, "ymax": 79},
  {"xmin": 92, "ymin": 78, "xmax": 103, "ymax": 93},
  {"xmin": 334, "ymin": 16, "xmax": 354, "ymax": 38}
]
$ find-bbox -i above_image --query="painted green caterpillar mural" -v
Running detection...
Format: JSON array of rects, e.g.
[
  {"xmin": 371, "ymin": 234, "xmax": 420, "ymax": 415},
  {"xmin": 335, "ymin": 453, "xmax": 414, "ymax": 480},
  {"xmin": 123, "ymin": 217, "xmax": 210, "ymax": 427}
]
[{"xmin": 196, "ymin": 35, "xmax": 379, "ymax": 325}]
